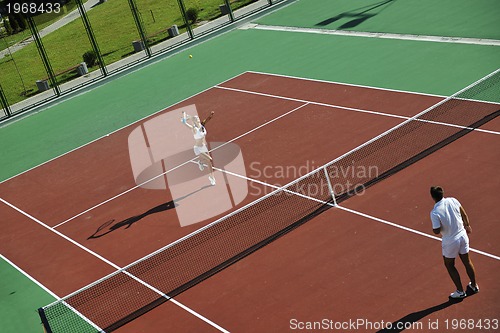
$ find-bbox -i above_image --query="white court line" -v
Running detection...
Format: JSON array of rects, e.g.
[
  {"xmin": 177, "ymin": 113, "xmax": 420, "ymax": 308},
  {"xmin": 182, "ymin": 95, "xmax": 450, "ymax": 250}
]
[
  {"xmin": 4, "ymin": 68, "xmax": 499, "ymax": 330},
  {"xmin": 252, "ymin": 24, "xmax": 500, "ymax": 47},
  {"xmin": 0, "ymin": 253, "xmax": 60, "ymax": 299},
  {"xmin": 248, "ymin": 70, "xmax": 499, "ymax": 107},
  {"xmin": 336, "ymin": 206, "xmax": 500, "ymax": 261},
  {"xmin": 247, "ymin": 70, "xmax": 448, "ymax": 99},
  {"xmin": 213, "ymin": 167, "xmax": 500, "ymax": 261},
  {"xmin": 0, "ymin": 70, "xmax": 249, "ymax": 184},
  {"xmin": 6, "ymin": 69, "xmax": 497, "ymax": 186},
  {"xmin": 215, "ymin": 85, "xmax": 500, "ymax": 136},
  {"xmin": 8, "ymin": 68, "xmax": 500, "ymax": 244},
  {"xmin": 52, "ymin": 102, "xmax": 310, "ymax": 229},
  {"xmin": 15, "ymin": 68, "xmax": 499, "ymax": 232},
  {"xmin": 0, "ymin": 198, "xmax": 229, "ymax": 333},
  {"xmin": 1, "ymin": 256, "xmax": 101, "ymax": 332}
]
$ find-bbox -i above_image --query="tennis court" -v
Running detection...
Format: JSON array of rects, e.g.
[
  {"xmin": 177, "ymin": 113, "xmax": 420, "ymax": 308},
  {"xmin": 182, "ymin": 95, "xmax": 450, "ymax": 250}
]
[
  {"xmin": 1, "ymin": 1, "xmax": 500, "ymax": 332},
  {"xmin": 1, "ymin": 70, "xmax": 500, "ymax": 332}
]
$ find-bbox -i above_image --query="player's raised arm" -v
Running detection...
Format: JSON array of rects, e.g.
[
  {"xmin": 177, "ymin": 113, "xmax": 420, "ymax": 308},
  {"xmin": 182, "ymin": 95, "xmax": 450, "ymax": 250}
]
[
  {"xmin": 202, "ymin": 111, "xmax": 215, "ymax": 126},
  {"xmin": 181, "ymin": 111, "xmax": 193, "ymax": 128}
]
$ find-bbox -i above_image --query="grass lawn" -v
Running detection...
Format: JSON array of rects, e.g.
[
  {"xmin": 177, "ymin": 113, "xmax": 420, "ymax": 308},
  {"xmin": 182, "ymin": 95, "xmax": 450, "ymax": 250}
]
[{"xmin": 0, "ymin": 0, "xmax": 81, "ymax": 53}]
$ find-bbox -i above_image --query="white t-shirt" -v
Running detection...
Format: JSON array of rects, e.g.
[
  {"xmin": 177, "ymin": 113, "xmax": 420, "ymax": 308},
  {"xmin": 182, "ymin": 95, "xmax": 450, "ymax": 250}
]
[
  {"xmin": 193, "ymin": 126, "xmax": 206, "ymax": 140},
  {"xmin": 430, "ymin": 197, "xmax": 466, "ymax": 242}
]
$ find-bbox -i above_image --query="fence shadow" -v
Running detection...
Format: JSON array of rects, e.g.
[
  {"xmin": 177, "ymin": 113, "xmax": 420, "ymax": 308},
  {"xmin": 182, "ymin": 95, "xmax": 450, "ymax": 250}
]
[{"xmin": 316, "ymin": 0, "xmax": 397, "ymax": 29}]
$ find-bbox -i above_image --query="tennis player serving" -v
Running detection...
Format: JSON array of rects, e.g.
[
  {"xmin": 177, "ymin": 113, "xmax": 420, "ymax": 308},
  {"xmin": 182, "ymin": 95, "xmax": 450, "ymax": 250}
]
[{"xmin": 181, "ymin": 111, "xmax": 216, "ymax": 186}]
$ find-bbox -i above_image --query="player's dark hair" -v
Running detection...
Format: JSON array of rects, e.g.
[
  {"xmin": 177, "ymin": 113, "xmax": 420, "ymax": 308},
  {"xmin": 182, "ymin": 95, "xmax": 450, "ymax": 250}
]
[{"xmin": 430, "ymin": 186, "xmax": 444, "ymax": 201}]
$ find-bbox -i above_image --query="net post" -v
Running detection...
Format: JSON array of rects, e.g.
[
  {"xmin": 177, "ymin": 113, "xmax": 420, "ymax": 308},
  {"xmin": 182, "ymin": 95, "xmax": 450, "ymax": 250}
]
[
  {"xmin": 38, "ymin": 308, "xmax": 52, "ymax": 333},
  {"xmin": 323, "ymin": 166, "xmax": 337, "ymax": 206}
]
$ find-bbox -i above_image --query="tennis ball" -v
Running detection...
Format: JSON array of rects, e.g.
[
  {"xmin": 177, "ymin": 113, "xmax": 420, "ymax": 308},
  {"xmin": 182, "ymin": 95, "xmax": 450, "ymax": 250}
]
[{"xmin": 189, "ymin": 54, "xmax": 193, "ymax": 58}]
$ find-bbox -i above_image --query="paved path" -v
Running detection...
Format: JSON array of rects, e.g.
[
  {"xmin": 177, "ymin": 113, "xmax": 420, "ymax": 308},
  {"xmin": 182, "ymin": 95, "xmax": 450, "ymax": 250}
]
[{"xmin": 0, "ymin": 0, "xmax": 100, "ymax": 58}]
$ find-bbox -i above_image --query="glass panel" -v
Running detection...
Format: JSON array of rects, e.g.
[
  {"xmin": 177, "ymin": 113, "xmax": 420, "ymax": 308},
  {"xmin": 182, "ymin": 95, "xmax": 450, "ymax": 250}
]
[
  {"xmin": 0, "ymin": 0, "xmax": 288, "ymax": 121},
  {"xmin": 0, "ymin": 17, "xmax": 54, "ymax": 114},
  {"xmin": 182, "ymin": 0, "xmax": 231, "ymax": 37},
  {"xmin": 231, "ymin": 0, "xmax": 270, "ymax": 20},
  {"xmin": 0, "ymin": 85, "xmax": 8, "ymax": 119},
  {"xmin": 85, "ymin": 0, "xmax": 146, "ymax": 73},
  {"xmin": 36, "ymin": 2, "xmax": 102, "ymax": 93},
  {"xmin": 135, "ymin": 0, "xmax": 190, "ymax": 55}
]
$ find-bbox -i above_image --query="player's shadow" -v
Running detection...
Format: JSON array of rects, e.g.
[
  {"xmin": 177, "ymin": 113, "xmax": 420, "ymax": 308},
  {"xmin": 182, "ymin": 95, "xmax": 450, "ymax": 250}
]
[
  {"xmin": 377, "ymin": 292, "xmax": 477, "ymax": 332},
  {"xmin": 87, "ymin": 185, "xmax": 210, "ymax": 239},
  {"xmin": 316, "ymin": 0, "xmax": 396, "ymax": 29}
]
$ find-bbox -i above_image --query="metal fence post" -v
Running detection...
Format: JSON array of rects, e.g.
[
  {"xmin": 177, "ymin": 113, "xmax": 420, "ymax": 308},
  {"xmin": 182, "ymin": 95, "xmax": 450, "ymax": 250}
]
[
  {"xmin": 26, "ymin": 15, "xmax": 60, "ymax": 96},
  {"xmin": 128, "ymin": 0, "xmax": 151, "ymax": 57},
  {"xmin": 223, "ymin": 0, "xmax": 235, "ymax": 22},
  {"xmin": 0, "ymin": 83, "xmax": 11, "ymax": 118},
  {"xmin": 177, "ymin": 0, "xmax": 194, "ymax": 39},
  {"xmin": 76, "ymin": 0, "xmax": 108, "ymax": 76}
]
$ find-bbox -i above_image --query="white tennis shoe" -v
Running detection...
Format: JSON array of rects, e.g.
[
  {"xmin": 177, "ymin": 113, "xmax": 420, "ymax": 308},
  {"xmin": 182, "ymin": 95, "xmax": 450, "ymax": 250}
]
[
  {"xmin": 449, "ymin": 290, "xmax": 466, "ymax": 299},
  {"xmin": 209, "ymin": 175, "xmax": 216, "ymax": 186},
  {"xmin": 198, "ymin": 160, "xmax": 205, "ymax": 171},
  {"xmin": 468, "ymin": 282, "xmax": 479, "ymax": 293}
]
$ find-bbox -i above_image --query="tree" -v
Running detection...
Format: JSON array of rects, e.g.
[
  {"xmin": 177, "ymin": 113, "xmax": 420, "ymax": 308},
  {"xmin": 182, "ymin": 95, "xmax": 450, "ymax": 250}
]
[
  {"xmin": 7, "ymin": 14, "xmax": 18, "ymax": 32},
  {"xmin": 3, "ymin": 17, "xmax": 13, "ymax": 35},
  {"xmin": 13, "ymin": 13, "xmax": 26, "ymax": 30},
  {"xmin": 186, "ymin": 7, "xmax": 199, "ymax": 24}
]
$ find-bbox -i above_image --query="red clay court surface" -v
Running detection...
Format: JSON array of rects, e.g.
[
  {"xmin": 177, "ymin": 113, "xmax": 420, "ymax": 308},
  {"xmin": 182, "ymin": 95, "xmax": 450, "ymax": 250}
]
[{"xmin": 1, "ymin": 72, "xmax": 499, "ymax": 332}]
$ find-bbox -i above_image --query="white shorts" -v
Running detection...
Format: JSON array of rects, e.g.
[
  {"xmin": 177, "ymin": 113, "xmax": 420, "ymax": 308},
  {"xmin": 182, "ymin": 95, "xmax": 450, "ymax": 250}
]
[
  {"xmin": 442, "ymin": 233, "xmax": 469, "ymax": 258},
  {"xmin": 194, "ymin": 145, "xmax": 208, "ymax": 156}
]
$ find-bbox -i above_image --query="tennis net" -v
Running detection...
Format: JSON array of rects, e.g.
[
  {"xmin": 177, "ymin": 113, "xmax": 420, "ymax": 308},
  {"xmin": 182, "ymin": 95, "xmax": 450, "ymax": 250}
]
[{"xmin": 39, "ymin": 69, "xmax": 499, "ymax": 333}]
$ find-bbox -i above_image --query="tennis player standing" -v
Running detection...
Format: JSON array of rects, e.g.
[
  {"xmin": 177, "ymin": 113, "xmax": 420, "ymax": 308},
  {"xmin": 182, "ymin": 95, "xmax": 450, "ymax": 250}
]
[
  {"xmin": 181, "ymin": 111, "xmax": 216, "ymax": 185},
  {"xmin": 429, "ymin": 186, "xmax": 479, "ymax": 299}
]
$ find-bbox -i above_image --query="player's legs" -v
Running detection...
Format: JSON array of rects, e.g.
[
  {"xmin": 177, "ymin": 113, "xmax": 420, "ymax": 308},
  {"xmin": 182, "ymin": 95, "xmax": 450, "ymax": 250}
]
[
  {"xmin": 443, "ymin": 256, "xmax": 464, "ymax": 292},
  {"xmin": 193, "ymin": 146, "xmax": 203, "ymax": 169},
  {"xmin": 199, "ymin": 152, "xmax": 216, "ymax": 185},
  {"xmin": 442, "ymin": 238, "xmax": 465, "ymax": 295},
  {"xmin": 199, "ymin": 153, "xmax": 214, "ymax": 172},
  {"xmin": 193, "ymin": 145, "xmax": 215, "ymax": 185},
  {"xmin": 459, "ymin": 253, "xmax": 478, "ymax": 290},
  {"xmin": 194, "ymin": 145, "xmax": 210, "ymax": 170},
  {"xmin": 456, "ymin": 233, "xmax": 478, "ymax": 291}
]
